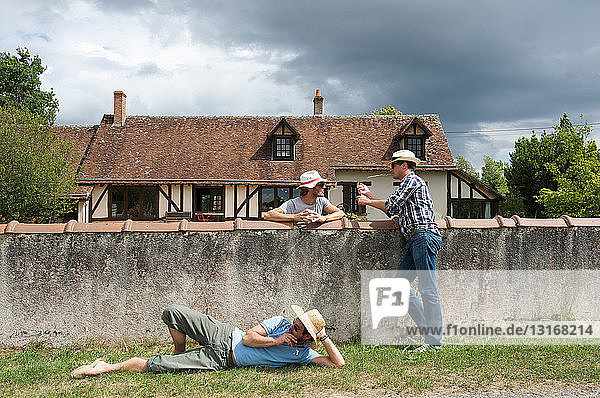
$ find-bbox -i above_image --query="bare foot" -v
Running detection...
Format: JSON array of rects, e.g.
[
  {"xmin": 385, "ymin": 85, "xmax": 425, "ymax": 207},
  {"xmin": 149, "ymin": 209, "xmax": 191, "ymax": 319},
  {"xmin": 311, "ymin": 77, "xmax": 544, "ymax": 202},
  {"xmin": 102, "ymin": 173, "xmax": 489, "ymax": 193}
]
[
  {"xmin": 71, "ymin": 358, "xmax": 104, "ymax": 379},
  {"xmin": 87, "ymin": 360, "xmax": 114, "ymax": 376}
]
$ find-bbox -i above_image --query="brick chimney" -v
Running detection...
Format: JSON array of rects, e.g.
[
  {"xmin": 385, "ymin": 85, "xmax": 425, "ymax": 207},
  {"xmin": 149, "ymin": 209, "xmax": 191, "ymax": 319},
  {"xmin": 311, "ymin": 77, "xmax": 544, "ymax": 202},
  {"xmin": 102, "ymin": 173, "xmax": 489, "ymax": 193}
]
[
  {"xmin": 113, "ymin": 90, "xmax": 127, "ymax": 126},
  {"xmin": 313, "ymin": 89, "xmax": 323, "ymax": 115}
]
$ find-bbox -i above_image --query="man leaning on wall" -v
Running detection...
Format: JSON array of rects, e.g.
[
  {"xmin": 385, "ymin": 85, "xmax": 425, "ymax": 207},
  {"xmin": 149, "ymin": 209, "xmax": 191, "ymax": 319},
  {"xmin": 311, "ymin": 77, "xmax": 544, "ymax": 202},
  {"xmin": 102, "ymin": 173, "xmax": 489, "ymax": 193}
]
[
  {"xmin": 357, "ymin": 150, "xmax": 443, "ymax": 352},
  {"xmin": 264, "ymin": 170, "xmax": 344, "ymax": 225}
]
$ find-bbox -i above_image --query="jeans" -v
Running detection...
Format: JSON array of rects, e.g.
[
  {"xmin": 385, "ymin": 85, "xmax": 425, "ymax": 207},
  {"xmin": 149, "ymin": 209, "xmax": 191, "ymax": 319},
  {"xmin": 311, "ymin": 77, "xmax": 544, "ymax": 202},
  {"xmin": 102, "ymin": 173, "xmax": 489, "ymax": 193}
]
[{"xmin": 396, "ymin": 230, "xmax": 443, "ymax": 345}]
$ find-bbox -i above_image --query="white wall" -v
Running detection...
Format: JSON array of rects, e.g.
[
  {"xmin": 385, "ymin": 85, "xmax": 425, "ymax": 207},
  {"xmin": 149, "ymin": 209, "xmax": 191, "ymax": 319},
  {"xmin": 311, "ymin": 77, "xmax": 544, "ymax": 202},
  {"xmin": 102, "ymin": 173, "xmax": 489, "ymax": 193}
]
[
  {"xmin": 225, "ymin": 186, "xmax": 235, "ymax": 218},
  {"xmin": 183, "ymin": 185, "xmax": 192, "ymax": 213},
  {"xmin": 77, "ymin": 200, "xmax": 89, "ymax": 223}
]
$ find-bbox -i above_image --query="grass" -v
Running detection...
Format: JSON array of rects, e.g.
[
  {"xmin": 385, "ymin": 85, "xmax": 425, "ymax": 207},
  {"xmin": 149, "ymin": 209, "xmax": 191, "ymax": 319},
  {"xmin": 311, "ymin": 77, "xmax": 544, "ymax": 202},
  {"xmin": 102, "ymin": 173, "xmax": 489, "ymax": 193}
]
[{"xmin": 0, "ymin": 341, "xmax": 599, "ymax": 397}]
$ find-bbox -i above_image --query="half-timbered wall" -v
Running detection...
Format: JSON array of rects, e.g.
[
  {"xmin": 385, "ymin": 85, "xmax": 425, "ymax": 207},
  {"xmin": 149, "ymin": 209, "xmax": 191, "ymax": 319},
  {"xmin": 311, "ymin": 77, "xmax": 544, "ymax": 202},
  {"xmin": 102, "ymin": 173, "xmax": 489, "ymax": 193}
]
[
  {"xmin": 447, "ymin": 172, "xmax": 497, "ymax": 218},
  {"xmin": 90, "ymin": 185, "xmax": 109, "ymax": 220}
]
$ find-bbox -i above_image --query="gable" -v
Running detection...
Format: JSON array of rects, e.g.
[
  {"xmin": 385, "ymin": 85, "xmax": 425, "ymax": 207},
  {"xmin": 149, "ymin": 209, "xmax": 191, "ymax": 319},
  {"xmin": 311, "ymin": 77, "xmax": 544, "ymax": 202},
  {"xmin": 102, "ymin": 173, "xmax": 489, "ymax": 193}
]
[
  {"xmin": 267, "ymin": 117, "xmax": 300, "ymax": 140},
  {"xmin": 395, "ymin": 117, "xmax": 434, "ymax": 139}
]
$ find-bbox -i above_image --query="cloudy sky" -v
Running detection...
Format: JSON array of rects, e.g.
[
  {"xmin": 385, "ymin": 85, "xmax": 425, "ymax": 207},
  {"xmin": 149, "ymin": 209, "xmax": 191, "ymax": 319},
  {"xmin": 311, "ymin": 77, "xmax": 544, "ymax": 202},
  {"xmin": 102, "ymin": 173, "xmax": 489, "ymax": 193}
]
[{"xmin": 2, "ymin": 0, "xmax": 600, "ymax": 169}]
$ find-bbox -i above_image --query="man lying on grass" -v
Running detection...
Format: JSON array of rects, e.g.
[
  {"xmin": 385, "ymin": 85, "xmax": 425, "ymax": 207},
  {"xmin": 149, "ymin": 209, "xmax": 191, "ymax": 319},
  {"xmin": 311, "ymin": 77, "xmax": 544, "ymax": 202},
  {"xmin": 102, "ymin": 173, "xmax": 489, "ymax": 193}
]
[{"xmin": 71, "ymin": 304, "xmax": 345, "ymax": 378}]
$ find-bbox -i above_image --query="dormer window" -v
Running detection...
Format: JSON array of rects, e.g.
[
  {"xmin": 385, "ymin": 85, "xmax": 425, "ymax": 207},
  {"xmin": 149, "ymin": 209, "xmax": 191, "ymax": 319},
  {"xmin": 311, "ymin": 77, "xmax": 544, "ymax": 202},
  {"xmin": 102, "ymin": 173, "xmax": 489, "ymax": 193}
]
[
  {"xmin": 406, "ymin": 136, "xmax": 424, "ymax": 160},
  {"xmin": 395, "ymin": 117, "xmax": 433, "ymax": 162},
  {"xmin": 267, "ymin": 117, "xmax": 300, "ymax": 161},
  {"xmin": 273, "ymin": 136, "xmax": 294, "ymax": 160}
]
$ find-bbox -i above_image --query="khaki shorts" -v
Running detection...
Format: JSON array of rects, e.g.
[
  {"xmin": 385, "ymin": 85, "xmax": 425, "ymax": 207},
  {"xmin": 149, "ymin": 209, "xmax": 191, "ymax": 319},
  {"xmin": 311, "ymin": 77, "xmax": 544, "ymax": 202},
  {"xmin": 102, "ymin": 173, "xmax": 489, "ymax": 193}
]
[{"xmin": 147, "ymin": 304, "xmax": 237, "ymax": 373}]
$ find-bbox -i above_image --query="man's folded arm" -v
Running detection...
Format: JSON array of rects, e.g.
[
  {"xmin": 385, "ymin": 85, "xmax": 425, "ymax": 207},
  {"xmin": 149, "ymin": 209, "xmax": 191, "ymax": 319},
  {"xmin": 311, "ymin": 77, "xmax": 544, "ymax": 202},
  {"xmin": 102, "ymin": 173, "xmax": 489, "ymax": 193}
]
[
  {"xmin": 321, "ymin": 204, "xmax": 345, "ymax": 222},
  {"xmin": 241, "ymin": 324, "xmax": 296, "ymax": 347},
  {"xmin": 264, "ymin": 208, "xmax": 301, "ymax": 222}
]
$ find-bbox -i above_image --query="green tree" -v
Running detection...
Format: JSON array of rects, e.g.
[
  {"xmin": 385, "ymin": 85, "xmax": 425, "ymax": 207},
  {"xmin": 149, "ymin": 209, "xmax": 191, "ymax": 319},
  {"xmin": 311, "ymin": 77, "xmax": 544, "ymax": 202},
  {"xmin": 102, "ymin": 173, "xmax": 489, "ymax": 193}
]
[
  {"xmin": 367, "ymin": 106, "xmax": 402, "ymax": 115},
  {"xmin": 481, "ymin": 155, "xmax": 508, "ymax": 194},
  {"xmin": 0, "ymin": 47, "xmax": 59, "ymax": 124},
  {"xmin": 455, "ymin": 154, "xmax": 479, "ymax": 179},
  {"xmin": 505, "ymin": 113, "xmax": 595, "ymax": 217},
  {"xmin": 536, "ymin": 138, "xmax": 600, "ymax": 217},
  {"xmin": 0, "ymin": 104, "xmax": 77, "ymax": 222}
]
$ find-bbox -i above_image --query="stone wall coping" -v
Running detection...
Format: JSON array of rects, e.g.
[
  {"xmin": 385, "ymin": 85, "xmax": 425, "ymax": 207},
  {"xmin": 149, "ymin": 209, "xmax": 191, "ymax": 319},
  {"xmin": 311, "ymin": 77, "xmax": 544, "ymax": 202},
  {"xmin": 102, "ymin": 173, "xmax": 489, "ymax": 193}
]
[
  {"xmin": 512, "ymin": 216, "xmax": 568, "ymax": 227},
  {"xmin": 444, "ymin": 216, "xmax": 501, "ymax": 229},
  {"xmin": 2, "ymin": 216, "xmax": 600, "ymax": 234},
  {"xmin": 560, "ymin": 215, "xmax": 600, "ymax": 227}
]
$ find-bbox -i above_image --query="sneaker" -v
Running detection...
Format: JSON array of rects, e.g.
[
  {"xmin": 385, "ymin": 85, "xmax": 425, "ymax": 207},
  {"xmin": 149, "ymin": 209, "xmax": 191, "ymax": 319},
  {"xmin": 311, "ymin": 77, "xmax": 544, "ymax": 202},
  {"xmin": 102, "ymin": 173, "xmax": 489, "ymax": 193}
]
[{"xmin": 414, "ymin": 343, "xmax": 442, "ymax": 353}]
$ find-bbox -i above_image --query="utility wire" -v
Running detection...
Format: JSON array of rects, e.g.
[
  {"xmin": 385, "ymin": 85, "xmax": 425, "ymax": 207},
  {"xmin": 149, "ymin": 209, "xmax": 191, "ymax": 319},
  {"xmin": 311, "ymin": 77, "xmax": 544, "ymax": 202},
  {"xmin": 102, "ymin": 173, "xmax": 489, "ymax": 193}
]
[{"xmin": 444, "ymin": 122, "xmax": 600, "ymax": 136}]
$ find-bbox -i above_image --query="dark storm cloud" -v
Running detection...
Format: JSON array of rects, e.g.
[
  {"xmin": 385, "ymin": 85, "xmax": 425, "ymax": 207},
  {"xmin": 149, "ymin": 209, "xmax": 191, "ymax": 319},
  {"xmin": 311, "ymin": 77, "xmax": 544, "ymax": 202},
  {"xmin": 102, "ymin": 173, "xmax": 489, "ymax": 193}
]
[
  {"xmin": 178, "ymin": 0, "xmax": 600, "ymax": 125},
  {"xmin": 9, "ymin": 0, "xmax": 598, "ymax": 165}
]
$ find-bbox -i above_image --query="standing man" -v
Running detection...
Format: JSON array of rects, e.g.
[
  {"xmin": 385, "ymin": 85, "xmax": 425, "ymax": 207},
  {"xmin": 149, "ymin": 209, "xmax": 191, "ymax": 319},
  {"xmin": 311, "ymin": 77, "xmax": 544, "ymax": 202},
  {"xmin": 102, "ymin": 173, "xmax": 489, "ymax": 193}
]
[
  {"xmin": 357, "ymin": 150, "xmax": 443, "ymax": 351},
  {"xmin": 264, "ymin": 170, "xmax": 344, "ymax": 225}
]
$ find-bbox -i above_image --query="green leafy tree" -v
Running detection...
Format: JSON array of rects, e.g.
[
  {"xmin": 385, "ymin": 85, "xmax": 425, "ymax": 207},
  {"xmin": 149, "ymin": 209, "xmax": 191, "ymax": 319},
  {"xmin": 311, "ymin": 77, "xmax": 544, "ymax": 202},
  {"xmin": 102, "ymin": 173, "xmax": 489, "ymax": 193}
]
[
  {"xmin": 481, "ymin": 155, "xmax": 508, "ymax": 194},
  {"xmin": 505, "ymin": 113, "xmax": 595, "ymax": 217},
  {"xmin": 479, "ymin": 155, "xmax": 525, "ymax": 217},
  {"xmin": 536, "ymin": 138, "xmax": 600, "ymax": 217},
  {"xmin": 455, "ymin": 154, "xmax": 480, "ymax": 179},
  {"xmin": 0, "ymin": 47, "xmax": 59, "ymax": 124},
  {"xmin": 0, "ymin": 104, "xmax": 77, "ymax": 222},
  {"xmin": 367, "ymin": 106, "xmax": 402, "ymax": 115}
]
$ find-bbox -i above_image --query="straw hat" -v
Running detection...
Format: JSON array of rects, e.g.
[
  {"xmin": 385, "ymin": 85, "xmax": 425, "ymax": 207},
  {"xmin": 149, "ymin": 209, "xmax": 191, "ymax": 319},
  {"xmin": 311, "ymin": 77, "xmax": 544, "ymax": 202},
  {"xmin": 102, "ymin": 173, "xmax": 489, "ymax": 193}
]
[
  {"xmin": 389, "ymin": 149, "xmax": 421, "ymax": 167},
  {"xmin": 291, "ymin": 305, "xmax": 325, "ymax": 350}
]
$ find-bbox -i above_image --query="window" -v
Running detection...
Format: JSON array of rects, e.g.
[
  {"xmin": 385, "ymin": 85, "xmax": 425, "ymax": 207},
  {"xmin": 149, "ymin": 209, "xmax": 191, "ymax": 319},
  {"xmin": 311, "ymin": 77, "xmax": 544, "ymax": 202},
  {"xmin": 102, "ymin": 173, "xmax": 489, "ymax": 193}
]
[
  {"xmin": 195, "ymin": 187, "xmax": 224, "ymax": 213},
  {"xmin": 450, "ymin": 200, "xmax": 491, "ymax": 219},
  {"xmin": 261, "ymin": 187, "xmax": 300, "ymax": 212},
  {"xmin": 339, "ymin": 182, "xmax": 370, "ymax": 216},
  {"xmin": 109, "ymin": 186, "xmax": 158, "ymax": 220},
  {"xmin": 406, "ymin": 136, "xmax": 425, "ymax": 160},
  {"xmin": 273, "ymin": 136, "xmax": 294, "ymax": 160}
]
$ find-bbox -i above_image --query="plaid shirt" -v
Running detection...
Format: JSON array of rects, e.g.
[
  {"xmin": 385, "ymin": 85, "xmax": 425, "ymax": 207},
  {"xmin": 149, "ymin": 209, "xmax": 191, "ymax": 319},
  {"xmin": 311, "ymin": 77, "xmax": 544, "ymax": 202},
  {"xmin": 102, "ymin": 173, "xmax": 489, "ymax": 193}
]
[{"xmin": 385, "ymin": 171, "xmax": 440, "ymax": 238}]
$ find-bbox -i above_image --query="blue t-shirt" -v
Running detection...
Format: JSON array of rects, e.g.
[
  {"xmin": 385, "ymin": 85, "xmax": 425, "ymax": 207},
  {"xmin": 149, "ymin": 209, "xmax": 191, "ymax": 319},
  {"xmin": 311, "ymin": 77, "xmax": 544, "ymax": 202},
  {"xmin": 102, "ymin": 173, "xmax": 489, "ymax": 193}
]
[{"xmin": 232, "ymin": 316, "xmax": 320, "ymax": 367}]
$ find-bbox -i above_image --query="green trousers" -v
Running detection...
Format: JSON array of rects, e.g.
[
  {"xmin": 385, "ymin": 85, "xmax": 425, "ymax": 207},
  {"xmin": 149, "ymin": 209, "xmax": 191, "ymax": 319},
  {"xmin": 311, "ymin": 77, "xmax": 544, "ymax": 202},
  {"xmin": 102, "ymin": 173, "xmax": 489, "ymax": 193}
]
[{"xmin": 146, "ymin": 304, "xmax": 237, "ymax": 372}]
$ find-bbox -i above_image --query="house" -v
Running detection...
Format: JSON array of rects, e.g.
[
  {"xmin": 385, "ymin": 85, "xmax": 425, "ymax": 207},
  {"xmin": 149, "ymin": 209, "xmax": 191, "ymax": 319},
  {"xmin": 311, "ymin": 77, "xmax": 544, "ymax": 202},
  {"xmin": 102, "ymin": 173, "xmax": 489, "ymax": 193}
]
[{"xmin": 58, "ymin": 90, "xmax": 502, "ymax": 222}]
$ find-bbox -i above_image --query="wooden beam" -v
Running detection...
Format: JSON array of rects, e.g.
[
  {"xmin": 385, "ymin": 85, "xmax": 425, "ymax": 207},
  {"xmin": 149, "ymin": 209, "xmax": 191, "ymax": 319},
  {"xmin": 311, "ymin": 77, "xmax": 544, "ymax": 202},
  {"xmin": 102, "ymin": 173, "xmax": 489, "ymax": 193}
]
[
  {"xmin": 158, "ymin": 185, "xmax": 180, "ymax": 212},
  {"xmin": 91, "ymin": 185, "xmax": 109, "ymax": 218},
  {"xmin": 236, "ymin": 186, "xmax": 260, "ymax": 217}
]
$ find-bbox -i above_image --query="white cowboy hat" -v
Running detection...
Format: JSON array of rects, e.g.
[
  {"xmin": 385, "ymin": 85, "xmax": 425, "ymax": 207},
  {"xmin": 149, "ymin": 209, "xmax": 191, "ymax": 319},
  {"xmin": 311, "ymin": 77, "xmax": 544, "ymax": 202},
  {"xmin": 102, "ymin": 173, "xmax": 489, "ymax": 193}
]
[
  {"xmin": 389, "ymin": 149, "xmax": 421, "ymax": 166},
  {"xmin": 291, "ymin": 304, "xmax": 326, "ymax": 350},
  {"xmin": 298, "ymin": 170, "xmax": 327, "ymax": 189}
]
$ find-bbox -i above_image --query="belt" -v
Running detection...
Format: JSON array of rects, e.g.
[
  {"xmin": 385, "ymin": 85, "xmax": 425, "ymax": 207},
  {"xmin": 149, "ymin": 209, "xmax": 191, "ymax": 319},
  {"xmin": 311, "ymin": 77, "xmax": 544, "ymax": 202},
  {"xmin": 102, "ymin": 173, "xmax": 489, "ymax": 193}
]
[{"xmin": 407, "ymin": 227, "xmax": 427, "ymax": 240}]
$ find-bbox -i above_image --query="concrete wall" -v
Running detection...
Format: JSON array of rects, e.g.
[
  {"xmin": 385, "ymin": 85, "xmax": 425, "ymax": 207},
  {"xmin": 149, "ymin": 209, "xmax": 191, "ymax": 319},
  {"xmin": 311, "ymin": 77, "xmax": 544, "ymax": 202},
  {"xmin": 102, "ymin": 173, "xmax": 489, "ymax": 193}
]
[{"xmin": 0, "ymin": 216, "xmax": 599, "ymax": 347}]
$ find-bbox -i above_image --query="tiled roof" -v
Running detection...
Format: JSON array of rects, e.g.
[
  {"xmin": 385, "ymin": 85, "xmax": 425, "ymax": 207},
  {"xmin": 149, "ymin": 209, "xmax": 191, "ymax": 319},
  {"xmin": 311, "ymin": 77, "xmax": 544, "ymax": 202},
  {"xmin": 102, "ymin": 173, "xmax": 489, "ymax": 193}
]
[
  {"xmin": 53, "ymin": 124, "xmax": 99, "ymax": 171},
  {"xmin": 69, "ymin": 113, "xmax": 455, "ymax": 182}
]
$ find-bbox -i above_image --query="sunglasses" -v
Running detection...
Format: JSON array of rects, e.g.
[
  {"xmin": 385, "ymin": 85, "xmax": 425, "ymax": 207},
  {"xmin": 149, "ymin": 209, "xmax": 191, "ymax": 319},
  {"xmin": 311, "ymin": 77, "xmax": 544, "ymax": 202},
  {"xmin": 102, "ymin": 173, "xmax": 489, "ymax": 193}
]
[
  {"xmin": 315, "ymin": 182, "xmax": 325, "ymax": 188},
  {"xmin": 389, "ymin": 160, "xmax": 405, "ymax": 169},
  {"xmin": 293, "ymin": 320, "xmax": 312, "ymax": 337}
]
